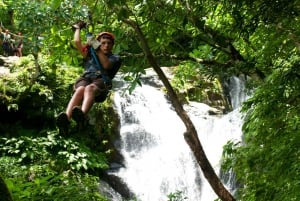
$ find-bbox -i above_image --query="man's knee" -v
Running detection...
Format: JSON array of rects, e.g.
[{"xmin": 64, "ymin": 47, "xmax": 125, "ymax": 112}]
[
  {"xmin": 85, "ymin": 84, "xmax": 99, "ymax": 92},
  {"xmin": 74, "ymin": 86, "xmax": 85, "ymax": 96}
]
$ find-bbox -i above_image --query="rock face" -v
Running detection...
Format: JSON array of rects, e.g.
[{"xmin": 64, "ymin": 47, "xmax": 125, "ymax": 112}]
[
  {"xmin": 0, "ymin": 55, "xmax": 19, "ymax": 66},
  {"xmin": 160, "ymin": 66, "xmax": 230, "ymax": 113},
  {"xmin": 0, "ymin": 55, "xmax": 19, "ymax": 75},
  {"xmin": 0, "ymin": 66, "xmax": 9, "ymax": 75}
]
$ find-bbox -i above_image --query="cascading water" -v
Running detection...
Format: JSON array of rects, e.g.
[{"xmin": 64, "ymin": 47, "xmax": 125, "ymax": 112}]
[
  {"xmin": 110, "ymin": 71, "xmax": 246, "ymax": 201},
  {"xmin": 228, "ymin": 75, "xmax": 248, "ymax": 110}
]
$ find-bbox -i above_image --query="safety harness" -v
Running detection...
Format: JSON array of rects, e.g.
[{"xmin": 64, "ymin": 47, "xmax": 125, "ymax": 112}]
[
  {"xmin": 89, "ymin": 46, "xmax": 112, "ymax": 85},
  {"xmin": 88, "ymin": 46, "xmax": 112, "ymax": 102}
]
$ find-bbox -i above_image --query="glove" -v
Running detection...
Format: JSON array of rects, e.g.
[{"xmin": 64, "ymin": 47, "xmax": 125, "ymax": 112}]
[
  {"xmin": 86, "ymin": 34, "xmax": 101, "ymax": 50},
  {"xmin": 71, "ymin": 21, "xmax": 87, "ymax": 31},
  {"xmin": 90, "ymin": 38, "xmax": 101, "ymax": 50}
]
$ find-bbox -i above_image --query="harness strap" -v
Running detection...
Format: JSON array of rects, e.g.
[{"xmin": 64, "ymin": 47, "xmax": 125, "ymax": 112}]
[{"xmin": 89, "ymin": 47, "xmax": 111, "ymax": 84}]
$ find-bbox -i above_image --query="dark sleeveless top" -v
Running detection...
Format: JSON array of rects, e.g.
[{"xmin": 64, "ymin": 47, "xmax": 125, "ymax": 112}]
[{"xmin": 82, "ymin": 48, "xmax": 121, "ymax": 80}]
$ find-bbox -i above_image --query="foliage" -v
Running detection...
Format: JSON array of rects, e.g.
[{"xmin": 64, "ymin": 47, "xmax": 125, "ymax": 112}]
[
  {"xmin": 0, "ymin": 1, "xmax": 127, "ymax": 200},
  {"xmin": 0, "ymin": 157, "xmax": 108, "ymax": 201},
  {"xmin": 0, "ymin": 130, "xmax": 110, "ymax": 200},
  {"xmin": 0, "ymin": 132, "xmax": 109, "ymax": 171},
  {"xmin": 0, "ymin": 48, "xmax": 111, "ymax": 200},
  {"xmin": 167, "ymin": 190, "xmax": 188, "ymax": 201},
  {"xmin": 171, "ymin": 61, "xmax": 224, "ymax": 105},
  {"xmin": 2, "ymin": 0, "xmax": 300, "ymax": 200},
  {"xmin": 0, "ymin": 55, "xmax": 80, "ymax": 131},
  {"xmin": 0, "ymin": 174, "xmax": 13, "ymax": 201},
  {"xmin": 222, "ymin": 55, "xmax": 300, "ymax": 201}
]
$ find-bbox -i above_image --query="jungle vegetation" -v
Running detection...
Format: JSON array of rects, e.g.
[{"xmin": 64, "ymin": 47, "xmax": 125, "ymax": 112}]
[{"xmin": 0, "ymin": 0, "xmax": 300, "ymax": 201}]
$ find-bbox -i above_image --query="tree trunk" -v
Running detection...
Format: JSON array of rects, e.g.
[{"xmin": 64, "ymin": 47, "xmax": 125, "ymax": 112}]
[
  {"xmin": 0, "ymin": 176, "xmax": 13, "ymax": 201},
  {"xmin": 123, "ymin": 19, "xmax": 236, "ymax": 201}
]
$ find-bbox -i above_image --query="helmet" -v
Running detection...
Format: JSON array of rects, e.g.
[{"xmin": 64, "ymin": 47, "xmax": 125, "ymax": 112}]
[{"xmin": 96, "ymin": 32, "xmax": 115, "ymax": 43}]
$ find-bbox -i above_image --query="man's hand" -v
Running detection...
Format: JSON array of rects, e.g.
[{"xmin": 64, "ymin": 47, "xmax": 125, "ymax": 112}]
[
  {"xmin": 72, "ymin": 21, "xmax": 87, "ymax": 31},
  {"xmin": 87, "ymin": 36, "xmax": 101, "ymax": 50}
]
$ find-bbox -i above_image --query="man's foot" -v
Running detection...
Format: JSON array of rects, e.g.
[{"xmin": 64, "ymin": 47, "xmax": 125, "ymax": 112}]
[
  {"xmin": 72, "ymin": 106, "xmax": 86, "ymax": 130},
  {"xmin": 56, "ymin": 112, "xmax": 70, "ymax": 135},
  {"xmin": 72, "ymin": 106, "xmax": 85, "ymax": 123}
]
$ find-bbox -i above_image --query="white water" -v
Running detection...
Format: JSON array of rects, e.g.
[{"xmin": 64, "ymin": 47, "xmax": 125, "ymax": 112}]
[
  {"xmin": 111, "ymin": 72, "xmax": 245, "ymax": 201},
  {"xmin": 228, "ymin": 75, "xmax": 248, "ymax": 110}
]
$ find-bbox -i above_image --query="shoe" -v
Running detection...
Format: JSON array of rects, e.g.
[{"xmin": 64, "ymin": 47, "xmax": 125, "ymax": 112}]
[
  {"xmin": 56, "ymin": 112, "xmax": 70, "ymax": 135},
  {"xmin": 72, "ymin": 106, "xmax": 87, "ymax": 130},
  {"xmin": 72, "ymin": 106, "xmax": 85, "ymax": 125}
]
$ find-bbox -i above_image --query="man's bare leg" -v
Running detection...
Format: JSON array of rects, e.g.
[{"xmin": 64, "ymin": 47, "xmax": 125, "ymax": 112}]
[
  {"xmin": 81, "ymin": 84, "xmax": 97, "ymax": 114},
  {"xmin": 66, "ymin": 86, "xmax": 85, "ymax": 120}
]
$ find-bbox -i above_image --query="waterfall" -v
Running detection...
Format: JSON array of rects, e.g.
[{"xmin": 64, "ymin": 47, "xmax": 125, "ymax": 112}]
[
  {"xmin": 110, "ymin": 71, "xmax": 245, "ymax": 201},
  {"xmin": 228, "ymin": 74, "xmax": 248, "ymax": 110}
]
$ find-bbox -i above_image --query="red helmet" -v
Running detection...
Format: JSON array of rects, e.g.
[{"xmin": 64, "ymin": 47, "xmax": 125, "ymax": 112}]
[{"xmin": 96, "ymin": 32, "xmax": 115, "ymax": 43}]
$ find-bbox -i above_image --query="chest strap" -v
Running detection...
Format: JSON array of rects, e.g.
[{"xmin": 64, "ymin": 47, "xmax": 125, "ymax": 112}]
[{"xmin": 89, "ymin": 47, "xmax": 111, "ymax": 84}]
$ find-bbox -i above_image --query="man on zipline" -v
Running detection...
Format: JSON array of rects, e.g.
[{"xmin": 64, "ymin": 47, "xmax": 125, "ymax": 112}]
[{"xmin": 56, "ymin": 21, "xmax": 122, "ymax": 135}]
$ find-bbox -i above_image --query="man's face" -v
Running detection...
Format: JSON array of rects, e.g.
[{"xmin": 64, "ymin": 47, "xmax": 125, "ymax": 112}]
[{"xmin": 99, "ymin": 38, "xmax": 113, "ymax": 54}]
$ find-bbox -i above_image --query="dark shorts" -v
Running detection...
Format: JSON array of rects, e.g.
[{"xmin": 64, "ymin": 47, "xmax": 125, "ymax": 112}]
[
  {"xmin": 3, "ymin": 42, "xmax": 11, "ymax": 52},
  {"xmin": 74, "ymin": 74, "xmax": 111, "ymax": 102}
]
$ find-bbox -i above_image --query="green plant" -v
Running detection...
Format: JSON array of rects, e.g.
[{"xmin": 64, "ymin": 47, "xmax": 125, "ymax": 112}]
[
  {"xmin": 223, "ymin": 55, "xmax": 300, "ymax": 201},
  {"xmin": 167, "ymin": 190, "xmax": 188, "ymax": 201},
  {"xmin": 0, "ymin": 129, "xmax": 110, "ymax": 200},
  {"xmin": 0, "ymin": 132, "xmax": 109, "ymax": 172},
  {"xmin": 0, "ymin": 157, "xmax": 108, "ymax": 201},
  {"xmin": 171, "ymin": 62, "xmax": 223, "ymax": 104}
]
